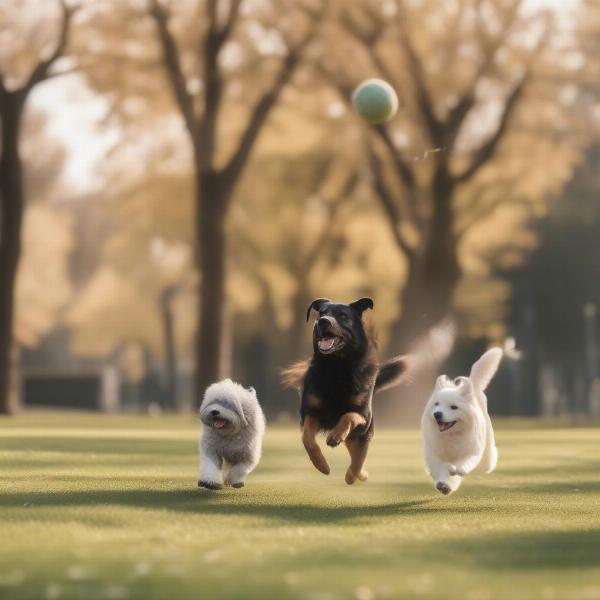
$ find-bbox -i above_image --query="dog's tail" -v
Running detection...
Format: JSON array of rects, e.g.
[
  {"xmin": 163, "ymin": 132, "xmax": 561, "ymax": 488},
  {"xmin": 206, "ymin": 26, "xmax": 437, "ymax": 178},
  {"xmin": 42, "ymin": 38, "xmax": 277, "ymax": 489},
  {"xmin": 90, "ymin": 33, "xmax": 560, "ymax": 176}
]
[
  {"xmin": 375, "ymin": 355, "xmax": 410, "ymax": 392},
  {"xmin": 469, "ymin": 348, "xmax": 503, "ymax": 392},
  {"xmin": 375, "ymin": 321, "xmax": 456, "ymax": 393},
  {"xmin": 281, "ymin": 360, "xmax": 309, "ymax": 391}
]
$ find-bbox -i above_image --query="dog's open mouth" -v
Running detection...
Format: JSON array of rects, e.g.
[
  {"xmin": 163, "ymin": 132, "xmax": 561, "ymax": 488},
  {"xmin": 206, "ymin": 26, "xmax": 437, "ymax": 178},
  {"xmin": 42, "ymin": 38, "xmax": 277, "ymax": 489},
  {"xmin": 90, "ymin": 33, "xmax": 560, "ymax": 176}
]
[
  {"xmin": 212, "ymin": 418, "xmax": 228, "ymax": 430},
  {"xmin": 437, "ymin": 420, "xmax": 456, "ymax": 432},
  {"xmin": 318, "ymin": 336, "xmax": 343, "ymax": 354}
]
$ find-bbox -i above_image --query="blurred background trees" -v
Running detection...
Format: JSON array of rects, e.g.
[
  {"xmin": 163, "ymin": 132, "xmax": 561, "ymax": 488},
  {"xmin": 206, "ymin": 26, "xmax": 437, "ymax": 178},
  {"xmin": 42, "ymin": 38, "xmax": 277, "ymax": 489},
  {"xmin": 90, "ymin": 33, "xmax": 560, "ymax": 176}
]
[
  {"xmin": 0, "ymin": 0, "xmax": 598, "ymax": 420},
  {"xmin": 320, "ymin": 0, "xmax": 584, "ymax": 349},
  {"xmin": 0, "ymin": 0, "xmax": 76, "ymax": 413}
]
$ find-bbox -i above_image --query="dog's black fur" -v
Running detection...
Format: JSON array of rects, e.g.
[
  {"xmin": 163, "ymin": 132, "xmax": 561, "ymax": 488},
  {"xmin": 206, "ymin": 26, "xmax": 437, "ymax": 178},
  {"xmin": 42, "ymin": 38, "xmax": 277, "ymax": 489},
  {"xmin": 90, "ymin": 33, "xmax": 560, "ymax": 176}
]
[{"xmin": 283, "ymin": 298, "xmax": 408, "ymax": 444}]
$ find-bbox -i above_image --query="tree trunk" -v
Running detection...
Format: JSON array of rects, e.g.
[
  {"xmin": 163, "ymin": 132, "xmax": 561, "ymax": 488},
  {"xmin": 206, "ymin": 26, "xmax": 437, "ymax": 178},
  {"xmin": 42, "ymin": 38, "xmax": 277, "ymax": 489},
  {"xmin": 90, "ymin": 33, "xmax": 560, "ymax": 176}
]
[
  {"xmin": 391, "ymin": 168, "xmax": 460, "ymax": 350},
  {"xmin": 288, "ymin": 275, "xmax": 312, "ymax": 360},
  {"xmin": 195, "ymin": 170, "xmax": 228, "ymax": 405},
  {"xmin": 0, "ymin": 96, "xmax": 25, "ymax": 415},
  {"xmin": 159, "ymin": 286, "xmax": 177, "ymax": 410}
]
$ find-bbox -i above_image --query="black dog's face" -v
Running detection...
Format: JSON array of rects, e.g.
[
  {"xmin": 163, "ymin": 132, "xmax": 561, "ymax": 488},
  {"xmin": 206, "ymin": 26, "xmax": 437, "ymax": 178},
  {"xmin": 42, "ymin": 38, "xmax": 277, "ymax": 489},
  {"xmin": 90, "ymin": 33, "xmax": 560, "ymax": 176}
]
[{"xmin": 306, "ymin": 298, "xmax": 373, "ymax": 357}]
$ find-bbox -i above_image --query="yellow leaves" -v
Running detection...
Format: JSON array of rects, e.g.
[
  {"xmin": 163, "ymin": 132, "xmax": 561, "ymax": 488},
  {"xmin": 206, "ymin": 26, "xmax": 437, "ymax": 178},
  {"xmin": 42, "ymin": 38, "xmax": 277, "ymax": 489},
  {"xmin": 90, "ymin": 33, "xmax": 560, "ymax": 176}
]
[
  {"xmin": 227, "ymin": 268, "xmax": 264, "ymax": 315},
  {"xmin": 15, "ymin": 205, "xmax": 74, "ymax": 347},
  {"xmin": 459, "ymin": 202, "xmax": 537, "ymax": 276},
  {"xmin": 65, "ymin": 266, "xmax": 161, "ymax": 357}
]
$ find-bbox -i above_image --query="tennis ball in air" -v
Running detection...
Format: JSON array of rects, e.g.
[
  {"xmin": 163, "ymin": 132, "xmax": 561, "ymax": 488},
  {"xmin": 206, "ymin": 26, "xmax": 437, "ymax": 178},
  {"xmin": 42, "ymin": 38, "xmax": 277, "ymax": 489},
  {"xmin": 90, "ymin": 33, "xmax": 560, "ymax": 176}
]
[{"xmin": 351, "ymin": 78, "xmax": 398, "ymax": 124}]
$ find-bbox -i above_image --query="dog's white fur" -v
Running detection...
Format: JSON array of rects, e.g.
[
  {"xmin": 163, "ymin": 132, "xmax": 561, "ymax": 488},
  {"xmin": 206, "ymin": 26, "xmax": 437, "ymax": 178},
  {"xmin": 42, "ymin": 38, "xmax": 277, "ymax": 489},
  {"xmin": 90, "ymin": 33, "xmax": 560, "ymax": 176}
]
[
  {"xmin": 198, "ymin": 379, "xmax": 265, "ymax": 489},
  {"xmin": 421, "ymin": 348, "xmax": 502, "ymax": 495}
]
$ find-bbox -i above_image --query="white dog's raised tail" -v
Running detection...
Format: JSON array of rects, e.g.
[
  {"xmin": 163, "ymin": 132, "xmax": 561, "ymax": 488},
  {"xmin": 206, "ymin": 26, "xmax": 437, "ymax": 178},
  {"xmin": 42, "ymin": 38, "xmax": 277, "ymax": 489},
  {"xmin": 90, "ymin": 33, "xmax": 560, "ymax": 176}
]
[{"xmin": 469, "ymin": 348, "xmax": 503, "ymax": 392}]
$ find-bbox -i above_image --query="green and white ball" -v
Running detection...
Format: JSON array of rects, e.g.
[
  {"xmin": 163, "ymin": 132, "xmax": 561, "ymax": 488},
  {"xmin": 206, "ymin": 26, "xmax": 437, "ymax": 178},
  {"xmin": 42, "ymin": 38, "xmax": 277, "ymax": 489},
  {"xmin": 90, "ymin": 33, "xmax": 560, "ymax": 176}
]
[{"xmin": 351, "ymin": 78, "xmax": 398, "ymax": 125}]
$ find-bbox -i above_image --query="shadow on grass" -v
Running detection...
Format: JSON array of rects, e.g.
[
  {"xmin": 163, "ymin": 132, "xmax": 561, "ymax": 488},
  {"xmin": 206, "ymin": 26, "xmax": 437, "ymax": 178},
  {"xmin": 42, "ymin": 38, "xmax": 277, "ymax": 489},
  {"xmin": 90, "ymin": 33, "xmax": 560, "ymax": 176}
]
[
  {"xmin": 0, "ymin": 487, "xmax": 443, "ymax": 524},
  {"xmin": 497, "ymin": 460, "xmax": 600, "ymax": 478},
  {"xmin": 440, "ymin": 529, "xmax": 600, "ymax": 570},
  {"xmin": 0, "ymin": 437, "xmax": 195, "ymax": 456},
  {"xmin": 265, "ymin": 528, "xmax": 600, "ymax": 573},
  {"xmin": 495, "ymin": 480, "xmax": 600, "ymax": 494}
]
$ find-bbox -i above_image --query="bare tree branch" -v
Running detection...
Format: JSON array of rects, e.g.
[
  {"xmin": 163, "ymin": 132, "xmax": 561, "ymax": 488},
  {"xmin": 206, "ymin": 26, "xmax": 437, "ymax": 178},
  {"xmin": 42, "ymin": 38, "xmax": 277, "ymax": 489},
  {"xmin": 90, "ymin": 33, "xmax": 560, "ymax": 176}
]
[
  {"xmin": 186, "ymin": 0, "xmax": 242, "ymax": 170},
  {"xmin": 454, "ymin": 11, "xmax": 551, "ymax": 183},
  {"xmin": 454, "ymin": 74, "xmax": 528, "ymax": 183},
  {"xmin": 219, "ymin": 0, "xmax": 243, "ymax": 42},
  {"xmin": 317, "ymin": 59, "xmax": 422, "ymax": 234},
  {"xmin": 150, "ymin": 0, "xmax": 199, "ymax": 139},
  {"xmin": 340, "ymin": 5, "xmax": 384, "ymax": 46},
  {"xmin": 340, "ymin": 9, "xmax": 401, "ymax": 99},
  {"xmin": 396, "ymin": 15, "xmax": 443, "ymax": 146},
  {"xmin": 223, "ymin": 22, "xmax": 319, "ymax": 194},
  {"xmin": 303, "ymin": 170, "xmax": 359, "ymax": 269},
  {"xmin": 39, "ymin": 63, "xmax": 84, "ymax": 81},
  {"xmin": 371, "ymin": 124, "xmax": 417, "ymax": 193},
  {"xmin": 368, "ymin": 146, "xmax": 416, "ymax": 259},
  {"xmin": 457, "ymin": 194, "xmax": 531, "ymax": 238},
  {"xmin": 442, "ymin": 0, "xmax": 523, "ymax": 149},
  {"xmin": 22, "ymin": 0, "xmax": 77, "ymax": 95},
  {"xmin": 316, "ymin": 63, "xmax": 418, "ymax": 205}
]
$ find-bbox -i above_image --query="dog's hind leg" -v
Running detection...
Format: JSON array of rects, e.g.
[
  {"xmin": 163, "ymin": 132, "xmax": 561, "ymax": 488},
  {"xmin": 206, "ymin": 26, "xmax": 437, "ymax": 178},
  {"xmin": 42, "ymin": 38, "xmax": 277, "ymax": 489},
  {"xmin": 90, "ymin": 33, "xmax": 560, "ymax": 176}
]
[
  {"xmin": 452, "ymin": 453, "xmax": 482, "ymax": 477},
  {"xmin": 344, "ymin": 435, "xmax": 369, "ymax": 485},
  {"xmin": 302, "ymin": 415, "xmax": 330, "ymax": 475}
]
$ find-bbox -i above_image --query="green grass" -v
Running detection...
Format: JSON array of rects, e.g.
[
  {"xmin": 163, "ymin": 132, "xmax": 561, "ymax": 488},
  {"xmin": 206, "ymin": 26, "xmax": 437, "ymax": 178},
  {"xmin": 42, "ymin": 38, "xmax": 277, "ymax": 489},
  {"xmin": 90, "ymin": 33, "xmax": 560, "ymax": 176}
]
[{"xmin": 1, "ymin": 413, "xmax": 599, "ymax": 600}]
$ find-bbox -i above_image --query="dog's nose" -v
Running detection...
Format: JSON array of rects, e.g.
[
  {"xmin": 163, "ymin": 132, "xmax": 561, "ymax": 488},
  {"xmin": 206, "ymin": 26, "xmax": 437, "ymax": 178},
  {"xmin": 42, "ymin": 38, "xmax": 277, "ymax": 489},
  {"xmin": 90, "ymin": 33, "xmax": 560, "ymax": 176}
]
[
  {"xmin": 317, "ymin": 317, "xmax": 330, "ymax": 335},
  {"xmin": 433, "ymin": 411, "xmax": 443, "ymax": 422},
  {"xmin": 210, "ymin": 409, "xmax": 220, "ymax": 417}
]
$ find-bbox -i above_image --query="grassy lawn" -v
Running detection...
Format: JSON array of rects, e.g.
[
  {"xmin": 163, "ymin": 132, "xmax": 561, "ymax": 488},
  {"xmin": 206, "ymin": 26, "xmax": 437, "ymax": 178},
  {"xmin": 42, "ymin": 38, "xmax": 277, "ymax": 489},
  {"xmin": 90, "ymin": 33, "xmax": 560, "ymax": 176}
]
[{"xmin": 1, "ymin": 413, "xmax": 599, "ymax": 600}]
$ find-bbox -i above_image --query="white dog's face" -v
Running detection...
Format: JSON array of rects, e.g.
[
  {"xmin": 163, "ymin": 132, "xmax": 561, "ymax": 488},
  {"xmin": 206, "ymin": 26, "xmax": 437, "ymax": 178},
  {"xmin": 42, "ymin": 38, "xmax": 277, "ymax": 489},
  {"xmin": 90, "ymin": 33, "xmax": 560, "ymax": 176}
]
[
  {"xmin": 426, "ymin": 376, "xmax": 478, "ymax": 433},
  {"xmin": 199, "ymin": 379, "xmax": 254, "ymax": 436}
]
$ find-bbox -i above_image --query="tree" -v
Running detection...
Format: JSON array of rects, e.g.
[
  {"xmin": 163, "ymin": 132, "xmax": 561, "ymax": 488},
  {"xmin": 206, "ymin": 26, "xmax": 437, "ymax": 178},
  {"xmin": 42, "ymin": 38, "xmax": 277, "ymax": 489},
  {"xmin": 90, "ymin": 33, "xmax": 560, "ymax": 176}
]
[
  {"xmin": 0, "ymin": 0, "xmax": 76, "ymax": 413},
  {"xmin": 142, "ymin": 0, "xmax": 323, "ymax": 402},
  {"xmin": 321, "ymin": 0, "xmax": 586, "ymax": 348},
  {"xmin": 502, "ymin": 144, "xmax": 600, "ymax": 415}
]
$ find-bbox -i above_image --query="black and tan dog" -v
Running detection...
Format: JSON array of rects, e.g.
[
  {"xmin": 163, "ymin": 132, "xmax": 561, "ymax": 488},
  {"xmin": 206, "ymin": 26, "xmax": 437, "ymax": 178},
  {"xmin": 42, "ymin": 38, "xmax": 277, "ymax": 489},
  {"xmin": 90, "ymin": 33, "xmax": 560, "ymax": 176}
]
[{"xmin": 282, "ymin": 297, "xmax": 409, "ymax": 484}]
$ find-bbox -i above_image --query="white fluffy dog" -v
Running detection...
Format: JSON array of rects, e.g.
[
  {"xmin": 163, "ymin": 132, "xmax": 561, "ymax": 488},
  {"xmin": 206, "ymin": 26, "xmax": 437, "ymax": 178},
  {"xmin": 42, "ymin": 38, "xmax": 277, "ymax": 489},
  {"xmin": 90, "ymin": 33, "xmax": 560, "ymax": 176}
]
[
  {"xmin": 198, "ymin": 379, "xmax": 265, "ymax": 490},
  {"xmin": 421, "ymin": 348, "xmax": 502, "ymax": 495}
]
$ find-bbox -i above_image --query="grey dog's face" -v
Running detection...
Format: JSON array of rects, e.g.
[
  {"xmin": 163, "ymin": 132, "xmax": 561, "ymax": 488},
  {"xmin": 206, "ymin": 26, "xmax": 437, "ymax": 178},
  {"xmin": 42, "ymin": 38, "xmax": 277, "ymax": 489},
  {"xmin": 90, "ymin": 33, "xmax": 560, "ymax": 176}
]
[{"xmin": 199, "ymin": 397, "xmax": 243, "ymax": 435}]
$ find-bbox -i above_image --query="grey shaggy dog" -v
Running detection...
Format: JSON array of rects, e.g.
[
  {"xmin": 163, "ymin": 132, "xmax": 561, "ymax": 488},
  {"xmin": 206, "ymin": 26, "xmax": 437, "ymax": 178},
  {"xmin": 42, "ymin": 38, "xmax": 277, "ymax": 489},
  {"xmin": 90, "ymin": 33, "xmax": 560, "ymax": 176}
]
[{"xmin": 198, "ymin": 379, "xmax": 266, "ymax": 490}]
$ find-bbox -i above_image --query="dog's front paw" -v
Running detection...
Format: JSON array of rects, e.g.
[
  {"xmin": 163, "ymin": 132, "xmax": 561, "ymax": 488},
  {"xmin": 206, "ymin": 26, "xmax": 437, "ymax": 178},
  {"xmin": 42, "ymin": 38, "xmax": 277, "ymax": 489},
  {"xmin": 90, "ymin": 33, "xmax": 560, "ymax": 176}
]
[
  {"xmin": 198, "ymin": 480, "xmax": 223, "ymax": 490},
  {"xmin": 435, "ymin": 481, "xmax": 452, "ymax": 495},
  {"xmin": 455, "ymin": 467, "xmax": 467, "ymax": 477},
  {"xmin": 326, "ymin": 434, "xmax": 342, "ymax": 448}
]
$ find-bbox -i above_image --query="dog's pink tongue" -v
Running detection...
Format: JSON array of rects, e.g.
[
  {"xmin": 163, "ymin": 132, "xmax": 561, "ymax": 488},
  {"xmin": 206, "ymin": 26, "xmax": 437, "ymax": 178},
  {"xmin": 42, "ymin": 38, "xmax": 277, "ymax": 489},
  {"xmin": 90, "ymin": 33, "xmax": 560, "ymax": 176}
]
[
  {"xmin": 319, "ymin": 338, "xmax": 335, "ymax": 351},
  {"xmin": 213, "ymin": 419, "xmax": 226, "ymax": 429}
]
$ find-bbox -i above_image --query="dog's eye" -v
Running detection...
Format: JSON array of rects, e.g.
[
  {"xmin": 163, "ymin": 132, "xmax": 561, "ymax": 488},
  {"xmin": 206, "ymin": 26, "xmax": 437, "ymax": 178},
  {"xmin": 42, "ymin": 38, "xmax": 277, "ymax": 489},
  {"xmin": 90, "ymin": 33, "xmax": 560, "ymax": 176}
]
[
  {"xmin": 434, "ymin": 402, "xmax": 439, "ymax": 406},
  {"xmin": 450, "ymin": 405, "xmax": 458, "ymax": 410},
  {"xmin": 338, "ymin": 313, "xmax": 347, "ymax": 321}
]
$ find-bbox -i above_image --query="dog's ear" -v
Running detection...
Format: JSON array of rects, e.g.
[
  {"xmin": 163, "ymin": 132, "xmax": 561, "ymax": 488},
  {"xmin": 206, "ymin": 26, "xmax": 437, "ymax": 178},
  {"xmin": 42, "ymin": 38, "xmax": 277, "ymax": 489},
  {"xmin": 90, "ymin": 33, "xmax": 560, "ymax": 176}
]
[
  {"xmin": 306, "ymin": 298, "xmax": 331, "ymax": 322},
  {"xmin": 231, "ymin": 394, "xmax": 249, "ymax": 427},
  {"xmin": 435, "ymin": 375, "xmax": 451, "ymax": 390},
  {"xmin": 349, "ymin": 297, "xmax": 374, "ymax": 317},
  {"xmin": 454, "ymin": 376, "xmax": 474, "ymax": 399}
]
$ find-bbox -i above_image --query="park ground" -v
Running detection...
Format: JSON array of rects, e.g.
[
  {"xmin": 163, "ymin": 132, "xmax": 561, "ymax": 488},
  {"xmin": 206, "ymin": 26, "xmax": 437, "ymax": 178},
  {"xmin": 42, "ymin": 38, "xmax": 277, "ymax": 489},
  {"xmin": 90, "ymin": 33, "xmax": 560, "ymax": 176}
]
[{"xmin": 1, "ymin": 413, "xmax": 599, "ymax": 600}]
